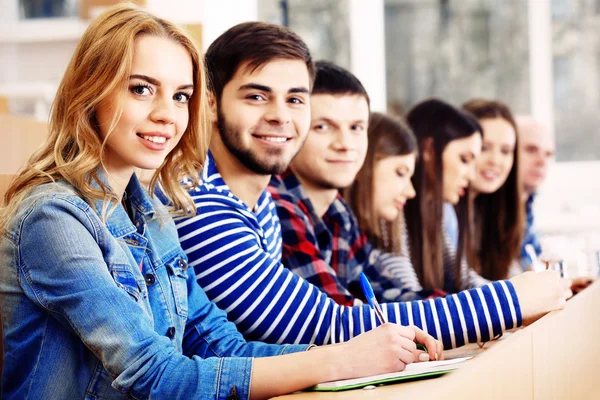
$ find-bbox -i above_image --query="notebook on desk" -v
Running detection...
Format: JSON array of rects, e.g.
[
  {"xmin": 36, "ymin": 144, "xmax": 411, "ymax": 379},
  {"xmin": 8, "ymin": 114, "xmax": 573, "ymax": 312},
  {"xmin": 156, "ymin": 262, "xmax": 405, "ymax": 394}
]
[{"xmin": 308, "ymin": 356, "xmax": 472, "ymax": 392}]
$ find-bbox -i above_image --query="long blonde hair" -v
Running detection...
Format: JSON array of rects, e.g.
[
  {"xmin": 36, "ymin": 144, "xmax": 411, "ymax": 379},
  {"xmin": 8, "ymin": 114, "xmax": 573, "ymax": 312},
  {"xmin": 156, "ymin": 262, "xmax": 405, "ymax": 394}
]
[{"xmin": 0, "ymin": 3, "xmax": 209, "ymax": 231}]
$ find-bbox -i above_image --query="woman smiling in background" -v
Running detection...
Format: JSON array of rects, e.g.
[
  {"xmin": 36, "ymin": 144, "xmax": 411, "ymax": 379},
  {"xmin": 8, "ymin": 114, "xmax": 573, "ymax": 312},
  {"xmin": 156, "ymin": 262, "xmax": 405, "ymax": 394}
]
[{"xmin": 462, "ymin": 99, "xmax": 523, "ymax": 280}]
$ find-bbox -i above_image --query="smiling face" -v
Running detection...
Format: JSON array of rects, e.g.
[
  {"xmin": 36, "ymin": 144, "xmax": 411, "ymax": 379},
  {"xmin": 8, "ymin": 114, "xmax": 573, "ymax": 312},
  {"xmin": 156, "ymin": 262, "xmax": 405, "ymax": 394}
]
[
  {"xmin": 95, "ymin": 35, "xmax": 193, "ymax": 178},
  {"xmin": 215, "ymin": 58, "xmax": 311, "ymax": 175},
  {"xmin": 290, "ymin": 93, "xmax": 370, "ymax": 191},
  {"xmin": 472, "ymin": 118, "xmax": 516, "ymax": 194},
  {"xmin": 441, "ymin": 133, "xmax": 482, "ymax": 204},
  {"xmin": 372, "ymin": 153, "xmax": 417, "ymax": 222}
]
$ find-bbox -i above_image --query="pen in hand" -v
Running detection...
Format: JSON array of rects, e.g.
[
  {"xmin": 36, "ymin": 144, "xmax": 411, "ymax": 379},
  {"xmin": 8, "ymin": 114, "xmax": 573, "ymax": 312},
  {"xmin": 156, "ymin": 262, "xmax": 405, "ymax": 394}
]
[
  {"xmin": 359, "ymin": 272, "xmax": 433, "ymax": 361},
  {"xmin": 359, "ymin": 272, "xmax": 387, "ymax": 325}
]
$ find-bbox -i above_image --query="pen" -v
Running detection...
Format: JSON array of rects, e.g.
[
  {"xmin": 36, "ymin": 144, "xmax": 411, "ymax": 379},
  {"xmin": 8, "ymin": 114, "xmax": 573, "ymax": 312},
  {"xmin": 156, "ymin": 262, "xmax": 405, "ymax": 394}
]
[
  {"xmin": 360, "ymin": 272, "xmax": 430, "ymax": 356},
  {"xmin": 525, "ymin": 244, "xmax": 544, "ymax": 272},
  {"xmin": 359, "ymin": 272, "xmax": 387, "ymax": 325}
]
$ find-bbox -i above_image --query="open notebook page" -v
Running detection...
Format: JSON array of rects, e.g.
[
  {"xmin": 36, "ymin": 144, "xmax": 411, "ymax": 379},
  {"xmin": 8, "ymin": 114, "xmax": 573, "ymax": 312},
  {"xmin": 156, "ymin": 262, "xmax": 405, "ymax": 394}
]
[{"xmin": 309, "ymin": 356, "xmax": 472, "ymax": 392}]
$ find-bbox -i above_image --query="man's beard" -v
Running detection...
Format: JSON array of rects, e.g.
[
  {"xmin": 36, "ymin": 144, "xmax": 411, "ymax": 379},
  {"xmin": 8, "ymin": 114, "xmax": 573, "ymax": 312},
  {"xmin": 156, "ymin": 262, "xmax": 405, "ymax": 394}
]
[{"xmin": 217, "ymin": 106, "xmax": 302, "ymax": 175}]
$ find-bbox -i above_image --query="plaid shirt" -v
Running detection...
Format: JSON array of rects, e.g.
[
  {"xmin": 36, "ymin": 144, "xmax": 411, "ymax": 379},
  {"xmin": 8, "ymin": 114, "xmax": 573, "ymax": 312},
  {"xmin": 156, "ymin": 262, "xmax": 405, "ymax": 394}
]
[
  {"xmin": 520, "ymin": 193, "xmax": 542, "ymax": 269},
  {"xmin": 268, "ymin": 170, "xmax": 413, "ymax": 306}
]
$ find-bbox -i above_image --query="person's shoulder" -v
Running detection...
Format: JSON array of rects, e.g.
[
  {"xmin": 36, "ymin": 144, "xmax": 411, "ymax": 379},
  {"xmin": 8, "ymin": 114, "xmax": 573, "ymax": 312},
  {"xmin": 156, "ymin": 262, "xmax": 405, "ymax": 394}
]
[
  {"xmin": 185, "ymin": 177, "xmax": 242, "ymax": 209},
  {"xmin": 268, "ymin": 175, "xmax": 301, "ymax": 206},
  {"xmin": 24, "ymin": 181, "xmax": 92, "ymax": 213},
  {"xmin": 9, "ymin": 181, "xmax": 97, "ymax": 234}
]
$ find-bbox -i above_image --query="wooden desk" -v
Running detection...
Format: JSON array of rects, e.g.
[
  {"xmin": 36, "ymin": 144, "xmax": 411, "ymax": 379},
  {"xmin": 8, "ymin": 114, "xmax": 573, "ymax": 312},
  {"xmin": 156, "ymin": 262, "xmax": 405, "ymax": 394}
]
[
  {"xmin": 529, "ymin": 280, "xmax": 600, "ymax": 399},
  {"xmin": 275, "ymin": 282, "xmax": 600, "ymax": 399}
]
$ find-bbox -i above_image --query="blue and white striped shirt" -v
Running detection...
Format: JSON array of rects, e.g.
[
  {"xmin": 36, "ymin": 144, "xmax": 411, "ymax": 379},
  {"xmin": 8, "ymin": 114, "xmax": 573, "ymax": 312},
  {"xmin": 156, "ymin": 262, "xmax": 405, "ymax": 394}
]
[{"xmin": 176, "ymin": 153, "xmax": 523, "ymax": 349}]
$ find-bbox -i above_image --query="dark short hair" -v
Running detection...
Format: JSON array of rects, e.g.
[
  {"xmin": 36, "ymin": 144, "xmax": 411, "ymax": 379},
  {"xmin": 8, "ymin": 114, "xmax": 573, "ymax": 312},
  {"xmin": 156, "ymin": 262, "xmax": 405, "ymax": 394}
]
[
  {"xmin": 312, "ymin": 60, "xmax": 370, "ymax": 107},
  {"xmin": 205, "ymin": 21, "xmax": 314, "ymax": 102}
]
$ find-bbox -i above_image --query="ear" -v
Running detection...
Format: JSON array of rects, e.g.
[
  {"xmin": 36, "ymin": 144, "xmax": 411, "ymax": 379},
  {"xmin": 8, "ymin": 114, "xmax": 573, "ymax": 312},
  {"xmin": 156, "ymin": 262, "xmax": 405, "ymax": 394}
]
[{"xmin": 207, "ymin": 91, "xmax": 218, "ymax": 126}]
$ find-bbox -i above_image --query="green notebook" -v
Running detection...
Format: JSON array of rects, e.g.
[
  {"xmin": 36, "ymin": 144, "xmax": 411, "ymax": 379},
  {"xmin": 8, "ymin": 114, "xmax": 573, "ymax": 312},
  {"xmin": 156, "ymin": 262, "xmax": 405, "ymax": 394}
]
[{"xmin": 308, "ymin": 356, "xmax": 471, "ymax": 392}]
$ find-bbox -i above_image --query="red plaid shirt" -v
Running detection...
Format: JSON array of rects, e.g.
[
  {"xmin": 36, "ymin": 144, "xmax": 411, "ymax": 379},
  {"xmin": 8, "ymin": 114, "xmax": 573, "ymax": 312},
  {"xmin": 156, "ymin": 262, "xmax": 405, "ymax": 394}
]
[{"xmin": 268, "ymin": 170, "xmax": 412, "ymax": 306}]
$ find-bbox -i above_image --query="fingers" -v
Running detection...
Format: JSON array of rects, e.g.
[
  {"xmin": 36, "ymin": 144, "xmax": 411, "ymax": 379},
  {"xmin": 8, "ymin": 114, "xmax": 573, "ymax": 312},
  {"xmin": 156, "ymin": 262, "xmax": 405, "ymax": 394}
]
[
  {"xmin": 397, "ymin": 346, "xmax": 415, "ymax": 366},
  {"xmin": 415, "ymin": 350, "xmax": 429, "ymax": 362},
  {"xmin": 393, "ymin": 323, "xmax": 416, "ymax": 341},
  {"xmin": 408, "ymin": 325, "xmax": 443, "ymax": 361},
  {"xmin": 435, "ymin": 338, "xmax": 444, "ymax": 360}
]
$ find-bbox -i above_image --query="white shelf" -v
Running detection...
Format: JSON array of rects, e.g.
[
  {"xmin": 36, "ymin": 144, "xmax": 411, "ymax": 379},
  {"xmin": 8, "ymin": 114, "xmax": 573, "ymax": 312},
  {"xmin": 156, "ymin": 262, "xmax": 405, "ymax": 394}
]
[{"xmin": 0, "ymin": 17, "xmax": 88, "ymax": 44}]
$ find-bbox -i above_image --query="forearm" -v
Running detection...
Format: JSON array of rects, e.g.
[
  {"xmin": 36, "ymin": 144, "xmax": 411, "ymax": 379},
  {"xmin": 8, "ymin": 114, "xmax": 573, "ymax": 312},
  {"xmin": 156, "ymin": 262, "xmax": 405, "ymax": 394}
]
[
  {"xmin": 250, "ymin": 346, "xmax": 343, "ymax": 399},
  {"xmin": 382, "ymin": 280, "xmax": 522, "ymax": 349}
]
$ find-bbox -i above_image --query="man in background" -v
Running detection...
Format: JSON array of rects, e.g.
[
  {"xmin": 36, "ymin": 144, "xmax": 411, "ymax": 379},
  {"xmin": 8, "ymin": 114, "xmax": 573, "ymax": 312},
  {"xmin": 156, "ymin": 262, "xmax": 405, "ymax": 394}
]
[
  {"xmin": 516, "ymin": 116, "xmax": 554, "ymax": 270},
  {"xmin": 517, "ymin": 116, "xmax": 592, "ymax": 293}
]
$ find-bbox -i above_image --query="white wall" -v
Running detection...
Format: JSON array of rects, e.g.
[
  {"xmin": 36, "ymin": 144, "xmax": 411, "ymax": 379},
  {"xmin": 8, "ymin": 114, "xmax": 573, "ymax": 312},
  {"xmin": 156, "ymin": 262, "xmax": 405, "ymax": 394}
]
[
  {"xmin": 202, "ymin": 0, "xmax": 258, "ymax": 50},
  {"xmin": 349, "ymin": 0, "xmax": 387, "ymax": 112}
]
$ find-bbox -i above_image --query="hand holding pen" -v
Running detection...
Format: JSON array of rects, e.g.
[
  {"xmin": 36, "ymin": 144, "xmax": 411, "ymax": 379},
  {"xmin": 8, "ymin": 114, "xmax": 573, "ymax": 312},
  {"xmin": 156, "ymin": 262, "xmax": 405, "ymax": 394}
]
[{"xmin": 359, "ymin": 272, "xmax": 443, "ymax": 361}]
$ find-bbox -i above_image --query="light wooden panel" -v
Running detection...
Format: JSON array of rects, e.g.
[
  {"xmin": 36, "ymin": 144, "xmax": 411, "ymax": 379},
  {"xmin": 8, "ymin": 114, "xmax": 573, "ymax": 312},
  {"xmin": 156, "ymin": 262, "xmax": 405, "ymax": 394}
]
[
  {"xmin": 0, "ymin": 96, "xmax": 8, "ymax": 114},
  {"xmin": 182, "ymin": 23, "xmax": 203, "ymax": 51},
  {"xmin": 0, "ymin": 114, "xmax": 48, "ymax": 176},
  {"xmin": 530, "ymin": 281, "xmax": 600, "ymax": 399}
]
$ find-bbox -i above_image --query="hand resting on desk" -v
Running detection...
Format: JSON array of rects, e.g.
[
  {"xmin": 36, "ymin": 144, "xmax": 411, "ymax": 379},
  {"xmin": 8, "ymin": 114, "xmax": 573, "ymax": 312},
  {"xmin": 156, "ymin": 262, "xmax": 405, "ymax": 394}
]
[{"xmin": 510, "ymin": 270, "xmax": 573, "ymax": 326}]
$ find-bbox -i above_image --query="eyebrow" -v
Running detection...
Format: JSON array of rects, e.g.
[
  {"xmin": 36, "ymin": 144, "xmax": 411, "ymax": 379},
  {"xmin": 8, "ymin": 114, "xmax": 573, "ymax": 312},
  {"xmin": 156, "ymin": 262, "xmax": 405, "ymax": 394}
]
[
  {"xmin": 312, "ymin": 117, "xmax": 339, "ymax": 128},
  {"xmin": 129, "ymin": 74, "xmax": 194, "ymax": 90},
  {"xmin": 313, "ymin": 117, "xmax": 367, "ymax": 126},
  {"xmin": 238, "ymin": 83, "xmax": 309, "ymax": 94}
]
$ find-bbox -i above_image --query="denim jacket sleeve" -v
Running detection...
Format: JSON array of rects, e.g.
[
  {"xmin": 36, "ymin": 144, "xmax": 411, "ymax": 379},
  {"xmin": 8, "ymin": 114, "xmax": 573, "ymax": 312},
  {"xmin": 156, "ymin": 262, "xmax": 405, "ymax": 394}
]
[{"xmin": 17, "ymin": 196, "xmax": 309, "ymax": 399}]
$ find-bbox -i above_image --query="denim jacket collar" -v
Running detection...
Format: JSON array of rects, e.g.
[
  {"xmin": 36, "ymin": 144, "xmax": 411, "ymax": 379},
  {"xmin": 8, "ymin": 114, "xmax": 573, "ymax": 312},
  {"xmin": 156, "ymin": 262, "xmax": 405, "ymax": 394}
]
[{"xmin": 90, "ymin": 170, "xmax": 156, "ymax": 239}]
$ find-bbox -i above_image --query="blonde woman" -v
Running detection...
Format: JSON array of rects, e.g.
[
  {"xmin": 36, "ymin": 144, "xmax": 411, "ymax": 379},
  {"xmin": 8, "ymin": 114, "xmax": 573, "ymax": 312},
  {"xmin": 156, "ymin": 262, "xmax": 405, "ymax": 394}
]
[{"xmin": 0, "ymin": 4, "xmax": 441, "ymax": 399}]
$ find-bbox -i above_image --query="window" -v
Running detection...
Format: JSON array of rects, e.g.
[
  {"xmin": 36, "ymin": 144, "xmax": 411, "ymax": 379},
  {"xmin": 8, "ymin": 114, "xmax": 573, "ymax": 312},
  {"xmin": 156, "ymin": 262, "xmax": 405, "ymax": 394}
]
[
  {"xmin": 551, "ymin": 0, "xmax": 600, "ymax": 161},
  {"xmin": 258, "ymin": 0, "xmax": 351, "ymax": 69},
  {"xmin": 383, "ymin": 0, "xmax": 530, "ymax": 117},
  {"xmin": 19, "ymin": 0, "xmax": 78, "ymax": 19}
]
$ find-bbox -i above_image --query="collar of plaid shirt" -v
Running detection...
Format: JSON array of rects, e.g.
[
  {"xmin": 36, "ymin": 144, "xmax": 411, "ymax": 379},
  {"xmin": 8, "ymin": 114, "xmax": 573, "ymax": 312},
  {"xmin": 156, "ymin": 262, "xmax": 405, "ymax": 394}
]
[{"xmin": 277, "ymin": 169, "xmax": 355, "ymax": 236}]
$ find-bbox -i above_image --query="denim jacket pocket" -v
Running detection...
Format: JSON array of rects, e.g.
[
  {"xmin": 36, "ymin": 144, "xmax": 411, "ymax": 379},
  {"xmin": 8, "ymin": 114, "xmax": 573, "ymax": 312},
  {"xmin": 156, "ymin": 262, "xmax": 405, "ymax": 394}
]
[
  {"xmin": 166, "ymin": 258, "xmax": 189, "ymax": 318},
  {"xmin": 110, "ymin": 265, "xmax": 142, "ymax": 302}
]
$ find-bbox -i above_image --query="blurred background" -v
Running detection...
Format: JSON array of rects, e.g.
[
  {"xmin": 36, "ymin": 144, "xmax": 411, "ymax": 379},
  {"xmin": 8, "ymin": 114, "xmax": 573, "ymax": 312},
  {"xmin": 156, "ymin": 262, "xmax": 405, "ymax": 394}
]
[{"xmin": 0, "ymin": 0, "xmax": 599, "ymax": 275}]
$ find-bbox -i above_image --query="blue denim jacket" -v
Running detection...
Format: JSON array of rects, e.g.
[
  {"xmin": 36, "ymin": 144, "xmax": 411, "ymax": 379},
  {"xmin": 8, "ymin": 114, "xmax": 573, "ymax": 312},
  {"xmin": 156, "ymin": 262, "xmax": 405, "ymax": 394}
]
[{"xmin": 0, "ymin": 175, "xmax": 310, "ymax": 399}]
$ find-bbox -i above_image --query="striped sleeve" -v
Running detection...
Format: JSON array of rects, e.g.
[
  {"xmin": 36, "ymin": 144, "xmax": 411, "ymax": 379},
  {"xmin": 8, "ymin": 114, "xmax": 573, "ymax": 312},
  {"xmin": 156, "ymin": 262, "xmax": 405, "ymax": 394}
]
[
  {"xmin": 177, "ymin": 188, "xmax": 522, "ymax": 349},
  {"xmin": 373, "ymin": 250, "xmax": 423, "ymax": 295}
]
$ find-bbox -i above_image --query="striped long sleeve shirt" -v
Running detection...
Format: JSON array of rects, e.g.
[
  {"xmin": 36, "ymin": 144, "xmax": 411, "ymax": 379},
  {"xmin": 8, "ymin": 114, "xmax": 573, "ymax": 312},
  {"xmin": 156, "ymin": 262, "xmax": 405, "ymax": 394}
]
[{"xmin": 176, "ymin": 154, "xmax": 522, "ymax": 350}]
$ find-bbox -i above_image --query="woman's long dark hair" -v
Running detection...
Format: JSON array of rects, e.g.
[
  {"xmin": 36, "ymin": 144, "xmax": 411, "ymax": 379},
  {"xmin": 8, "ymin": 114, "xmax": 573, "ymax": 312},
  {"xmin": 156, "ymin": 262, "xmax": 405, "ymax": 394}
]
[
  {"xmin": 344, "ymin": 112, "xmax": 417, "ymax": 254},
  {"xmin": 404, "ymin": 98, "xmax": 482, "ymax": 292},
  {"xmin": 463, "ymin": 99, "xmax": 524, "ymax": 280}
]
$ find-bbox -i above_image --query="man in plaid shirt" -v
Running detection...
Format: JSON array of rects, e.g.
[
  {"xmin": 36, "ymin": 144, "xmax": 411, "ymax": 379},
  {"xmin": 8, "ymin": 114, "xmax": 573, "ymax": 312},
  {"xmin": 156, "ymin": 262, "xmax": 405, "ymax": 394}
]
[
  {"xmin": 269, "ymin": 170, "xmax": 406, "ymax": 305},
  {"xmin": 268, "ymin": 61, "xmax": 420, "ymax": 306}
]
